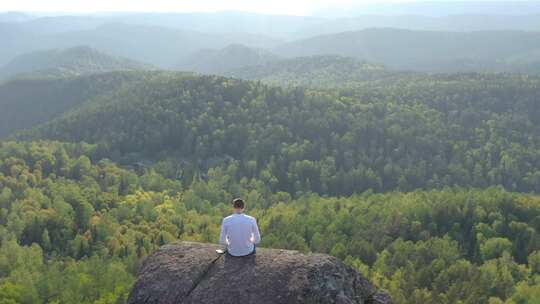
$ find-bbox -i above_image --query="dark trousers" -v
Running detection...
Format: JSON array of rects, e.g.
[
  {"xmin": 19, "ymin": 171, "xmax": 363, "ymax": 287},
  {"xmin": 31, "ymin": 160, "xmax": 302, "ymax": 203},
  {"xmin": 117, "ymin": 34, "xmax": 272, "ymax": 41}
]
[{"xmin": 227, "ymin": 245, "xmax": 256, "ymax": 257}]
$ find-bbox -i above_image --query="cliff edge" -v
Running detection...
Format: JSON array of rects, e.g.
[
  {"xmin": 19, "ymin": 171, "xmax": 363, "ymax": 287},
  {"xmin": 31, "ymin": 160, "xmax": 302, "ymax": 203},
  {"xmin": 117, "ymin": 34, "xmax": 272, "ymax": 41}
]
[{"xmin": 127, "ymin": 241, "xmax": 391, "ymax": 304}]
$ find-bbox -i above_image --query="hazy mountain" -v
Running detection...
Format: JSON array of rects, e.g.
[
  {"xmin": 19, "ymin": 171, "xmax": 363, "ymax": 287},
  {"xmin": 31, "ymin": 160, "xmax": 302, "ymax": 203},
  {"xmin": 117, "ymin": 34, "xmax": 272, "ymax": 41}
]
[
  {"xmin": 317, "ymin": 1, "xmax": 540, "ymax": 17},
  {"xmin": 298, "ymin": 14, "xmax": 540, "ymax": 36},
  {"xmin": 0, "ymin": 22, "xmax": 282, "ymax": 67},
  {"xmin": 0, "ymin": 46, "xmax": 151, "ymax": 80},
  {"xmin": 177, "ymin": 44, "xmax": 280, "ymax": 74},
  {"xmin": 0, "ymin": 11, "xmax": 35, "ymax": 23},
  {"xmin": 0, "ymin": 23, "xmax": 38, "ymax": 66},
  {"xmin": 12, "ymin": 11, "xmax": 323, "ymax": 37},
  {"xmin": 113, "ymin": 11, "xmax": 324, "ymax": 38},
  {"xmin": 10, "ymin": 11, "xmax": 540, "ymax": 39},
  {"xmin": 19, "ymin": 15, "xmax": 109, "ymax": 34},
  {"xmin": 274, "ymin": 28, "xmax": 540, "ymax": 72},
  {"xmin": 4, "ymin": 11, "xmax": 540, "ymax": 72}
]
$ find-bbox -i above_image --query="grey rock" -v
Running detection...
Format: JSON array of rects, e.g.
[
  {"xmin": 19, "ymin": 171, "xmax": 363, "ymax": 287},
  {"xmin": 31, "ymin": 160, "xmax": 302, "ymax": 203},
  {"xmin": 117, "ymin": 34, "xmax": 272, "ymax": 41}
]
[{"xmin": 127, "ymin": 241, "xmax": 391, "ymax": 304}]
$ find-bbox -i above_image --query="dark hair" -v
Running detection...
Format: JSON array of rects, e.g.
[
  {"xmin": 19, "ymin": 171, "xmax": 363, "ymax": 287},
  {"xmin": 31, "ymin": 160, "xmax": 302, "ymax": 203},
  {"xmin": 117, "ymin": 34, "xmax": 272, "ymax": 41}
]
[{"xmin": 232, "ymin": 198, "xmax": 245, "ymax": 209}]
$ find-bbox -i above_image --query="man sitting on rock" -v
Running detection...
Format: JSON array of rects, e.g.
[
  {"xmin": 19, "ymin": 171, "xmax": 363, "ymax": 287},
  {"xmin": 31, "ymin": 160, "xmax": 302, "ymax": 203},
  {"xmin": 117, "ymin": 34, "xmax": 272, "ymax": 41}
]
[{"xmin": 219, "ymin": 198, "xmax": 261, "ymax": 256}]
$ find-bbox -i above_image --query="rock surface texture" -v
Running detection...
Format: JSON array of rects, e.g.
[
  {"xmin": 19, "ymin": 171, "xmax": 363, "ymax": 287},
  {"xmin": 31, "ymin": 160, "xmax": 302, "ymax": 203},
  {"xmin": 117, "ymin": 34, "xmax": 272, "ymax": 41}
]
[{"xmin": 127, "ymin": 242, "xmax": 391, "ymax": 304}]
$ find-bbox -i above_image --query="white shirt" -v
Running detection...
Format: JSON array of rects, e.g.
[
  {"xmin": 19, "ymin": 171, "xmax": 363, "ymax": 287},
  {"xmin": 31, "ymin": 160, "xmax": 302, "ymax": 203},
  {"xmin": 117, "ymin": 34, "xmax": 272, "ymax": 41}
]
[{"xmin": 219, "ymin": 213, "xmax": 261, "ymax": 256}]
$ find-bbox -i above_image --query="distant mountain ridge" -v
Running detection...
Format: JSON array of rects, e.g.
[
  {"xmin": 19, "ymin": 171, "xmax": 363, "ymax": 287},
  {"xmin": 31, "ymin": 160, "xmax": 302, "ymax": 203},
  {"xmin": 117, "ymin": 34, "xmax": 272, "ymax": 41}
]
[
  {"xmin": 0, "ymin": 22, "xmax": 282, "ymax": 67},
  {"xmin": 298, "ymin": 14, "xmax": 540, "ymax": 37},
  {"xmin": 317, "ymin": 1, "xmax": 540, "ymax": 17},
  {"xmin": 273, "ymin": 28, "xmax": 540, "ymax": 72},
  {"xmin": 0, "ymin": 46, "xmax": 151, "ymax": 80},
  {"xmin": 177, "ymin": 44, "xmax": 280, "ymax": 74},
  {"xmin": 3, "ymin": 12, "xmax": 540, "ymax": 72}
]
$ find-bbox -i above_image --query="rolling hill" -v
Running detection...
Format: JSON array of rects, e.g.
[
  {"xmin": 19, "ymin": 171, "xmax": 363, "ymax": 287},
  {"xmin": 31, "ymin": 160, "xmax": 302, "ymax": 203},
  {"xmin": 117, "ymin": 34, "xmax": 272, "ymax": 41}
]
[
  {"xmin": 12, "ymin": 71, "xmax": 540, "ymax": 194},
  {"xmin": 3, "ymin": 16, "xmax": 540, "ymax": 73},
  {"xmin": 0, "ymin": 22, "xmax": 282, "ymax": 68},
  {"xmin": 0, "ymin": 46, "xmax": 151, "ymax": 80},
  {"xmin": 2, "ymin": 61, "xmax": 540, "ymax": 304},
  {"xmin": 273, "ymin": 28, "xmax": 540, "ymax": 72},
  {"xmin": 298, "ymin": 14, "xmax": 540, "ymax": 36},
  {"xmin": 177, "ymin": 44, "xmax": 280, "ymax": 74},
  {"xmin": 224, "ymin": 55, "xmax": 411, "ymax": 87},
  {"xmin": 0, "ymin": 71, "xmax": 168, "ymax": 138}
]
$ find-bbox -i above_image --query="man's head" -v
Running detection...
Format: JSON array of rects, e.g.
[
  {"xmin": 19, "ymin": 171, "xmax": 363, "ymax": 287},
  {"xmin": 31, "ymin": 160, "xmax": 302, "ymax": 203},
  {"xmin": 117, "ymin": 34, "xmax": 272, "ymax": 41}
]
[{"xmin": 232, "ymin": 198, "xmax": 245, "ymax": 213}]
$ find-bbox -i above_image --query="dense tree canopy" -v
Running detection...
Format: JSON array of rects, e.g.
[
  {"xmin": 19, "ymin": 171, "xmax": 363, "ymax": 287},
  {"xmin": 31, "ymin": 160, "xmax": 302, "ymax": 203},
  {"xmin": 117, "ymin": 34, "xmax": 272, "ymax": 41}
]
[
  {"xmin": 1, "ymin": 65, "xmax": 539, "ymax": 304},
  {"xmin": 0, "ymin": 72, "xmax": 164, "ymax": 138},
  {"xmin": 18, "ymin": 72, "xmax": 540, "ymax": 195},
  {"xmin": 1, "ymin": 141, "xmax": 540, "ymax": 303}
]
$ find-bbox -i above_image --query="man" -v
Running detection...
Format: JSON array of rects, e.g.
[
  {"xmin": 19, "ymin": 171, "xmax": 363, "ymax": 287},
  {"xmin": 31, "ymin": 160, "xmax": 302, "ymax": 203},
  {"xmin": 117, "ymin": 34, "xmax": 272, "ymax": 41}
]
[{"xmin": 219, "ymin": 198, "xmax": 261, "ymax": 256}]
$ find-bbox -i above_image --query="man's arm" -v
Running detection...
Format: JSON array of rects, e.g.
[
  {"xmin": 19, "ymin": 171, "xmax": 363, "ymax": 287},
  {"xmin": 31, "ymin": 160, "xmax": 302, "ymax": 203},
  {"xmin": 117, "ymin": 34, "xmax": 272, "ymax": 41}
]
[
  {"xmin": 251, "ymin": 218, "xmax": 261, "ymax": 244},
  {"xmin": 219, "ymin": 219, "xmax": 228, "ymax": 245}
]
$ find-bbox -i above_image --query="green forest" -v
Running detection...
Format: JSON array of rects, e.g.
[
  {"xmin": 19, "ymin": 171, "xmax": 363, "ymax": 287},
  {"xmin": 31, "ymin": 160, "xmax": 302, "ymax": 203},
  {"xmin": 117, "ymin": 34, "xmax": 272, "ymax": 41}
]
[
  {"xmin": 0, "ymin": 62, "xmax": 540, "ymax": 303},
  {"xmin": 1, "ymin": 141, "xmax": 540, "ymax": 303}
]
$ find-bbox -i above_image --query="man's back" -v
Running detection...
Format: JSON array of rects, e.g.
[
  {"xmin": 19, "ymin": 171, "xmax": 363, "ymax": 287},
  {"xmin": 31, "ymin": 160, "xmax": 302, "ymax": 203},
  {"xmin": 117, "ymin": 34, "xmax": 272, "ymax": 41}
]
[{"xmin": 219, "ymin": 213, "xmax": 261, "ymax": 256}]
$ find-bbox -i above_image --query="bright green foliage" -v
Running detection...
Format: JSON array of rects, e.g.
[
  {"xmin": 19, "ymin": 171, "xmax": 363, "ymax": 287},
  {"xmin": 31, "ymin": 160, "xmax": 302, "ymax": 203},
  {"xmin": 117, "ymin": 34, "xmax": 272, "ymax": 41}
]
[{"xmin": 1, "ymin": 141, "xmax": 540, "ymax": 303}]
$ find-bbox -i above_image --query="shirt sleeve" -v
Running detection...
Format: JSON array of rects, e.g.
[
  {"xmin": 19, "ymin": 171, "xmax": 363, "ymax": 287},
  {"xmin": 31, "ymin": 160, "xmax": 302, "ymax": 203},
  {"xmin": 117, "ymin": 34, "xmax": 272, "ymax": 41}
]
[
  {"xmin": 219, "ymin": 219, "xmax": 228, "ymax": 245},
  {"xmin": 251, "ymin": 218, "xmax": 261, "ymax": 244}
]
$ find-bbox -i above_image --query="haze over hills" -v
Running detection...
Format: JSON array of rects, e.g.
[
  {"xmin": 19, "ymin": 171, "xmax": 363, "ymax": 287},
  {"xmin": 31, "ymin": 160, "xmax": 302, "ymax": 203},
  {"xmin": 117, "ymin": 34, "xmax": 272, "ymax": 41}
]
[
  {"xmin": 317, "ymin": 1, "xmax": 540, "ymax": 17},
  {"xmin": 2, "ymin": 5, "xmax": 540, "ymax": 72},
  {"xmin": 0, "ymin": 22, "xmax": 282, "ymax": 67},
  {"xmin": 177, "ymin": 44, "xmax": 280, "ymax": 74},
  {"xmin": 273, "ymin": 28, "xmax": 540, "ymax": 72},
  {"xmin": 0, "ymin": 11, "xmax": 35, "ymax": 22},
  {"xmin": 13, "ymin": 11, "xmax": 324, "ymax": 36},
  {"xmin": 298, "ymin": 14, "xmax": 540, "ymax": 37},
  {"xmin": 224, "ymin": 55, "xmax": 399, "ymax": 88},
  {"xmin": 3, "ymin": 18, "xmax": 540, "ymax": 72},
  {"xmin": 0, "ymin": 46, "xmax": 151, "ymax": 81}
]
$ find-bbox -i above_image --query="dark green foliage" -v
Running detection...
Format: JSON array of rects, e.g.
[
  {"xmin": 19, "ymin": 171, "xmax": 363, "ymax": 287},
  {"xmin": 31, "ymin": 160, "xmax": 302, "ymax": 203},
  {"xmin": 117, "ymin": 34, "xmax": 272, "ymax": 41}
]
[
  {"xmin": 0, "ymin": 71, "xmax": 177, "ymax": 138},
  {"xmin": 225, "ymin": 55, "xmax": 398, "ymax": 88}
]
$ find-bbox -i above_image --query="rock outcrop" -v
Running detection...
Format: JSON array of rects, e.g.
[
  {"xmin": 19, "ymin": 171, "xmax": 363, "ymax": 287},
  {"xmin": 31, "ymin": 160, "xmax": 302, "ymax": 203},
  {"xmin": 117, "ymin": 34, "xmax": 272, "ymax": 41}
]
[{"xmin": 127, "ymin": 242, "xmax": 391, "ymax": 304}]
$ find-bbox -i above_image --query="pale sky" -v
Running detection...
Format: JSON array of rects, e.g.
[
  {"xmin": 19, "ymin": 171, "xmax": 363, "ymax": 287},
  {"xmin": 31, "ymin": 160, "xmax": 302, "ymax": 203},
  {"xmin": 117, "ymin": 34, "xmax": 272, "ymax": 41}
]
[{"xmin": 0, "ymin": 0, "xmax": 442, "ymax": 16}]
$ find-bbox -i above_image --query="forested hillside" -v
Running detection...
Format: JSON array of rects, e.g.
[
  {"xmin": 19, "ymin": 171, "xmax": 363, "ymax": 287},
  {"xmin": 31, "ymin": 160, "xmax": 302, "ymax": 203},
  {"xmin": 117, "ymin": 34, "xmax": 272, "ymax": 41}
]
[
  {"xmin": 225, "ymin": 55, "xmax": 404, "ymax": 87},
  {"xmin": 3, "ymin": 3, "xmax": 540, "ymax": 304},
  {"xmin": 1, "ymin": 141, "xmax": 540, "ymax": 303},
  {"xmin": 18, "ymin": 72, "xmax": 540, "ymax": 195},
  {"xmin": 0, "ymin": 46, "xmax": 151, "ymax": 81},
  {"xmin": 0, "ymin": 71, "xmax": 163, "ymax": 138}
]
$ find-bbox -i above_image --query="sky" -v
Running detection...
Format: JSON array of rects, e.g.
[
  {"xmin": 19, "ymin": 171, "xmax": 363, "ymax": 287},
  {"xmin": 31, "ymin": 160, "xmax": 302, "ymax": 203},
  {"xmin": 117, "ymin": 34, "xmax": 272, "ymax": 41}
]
[{"xmin": 0, "ymin": 0, "xmax": 461, "ymax": 16}]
